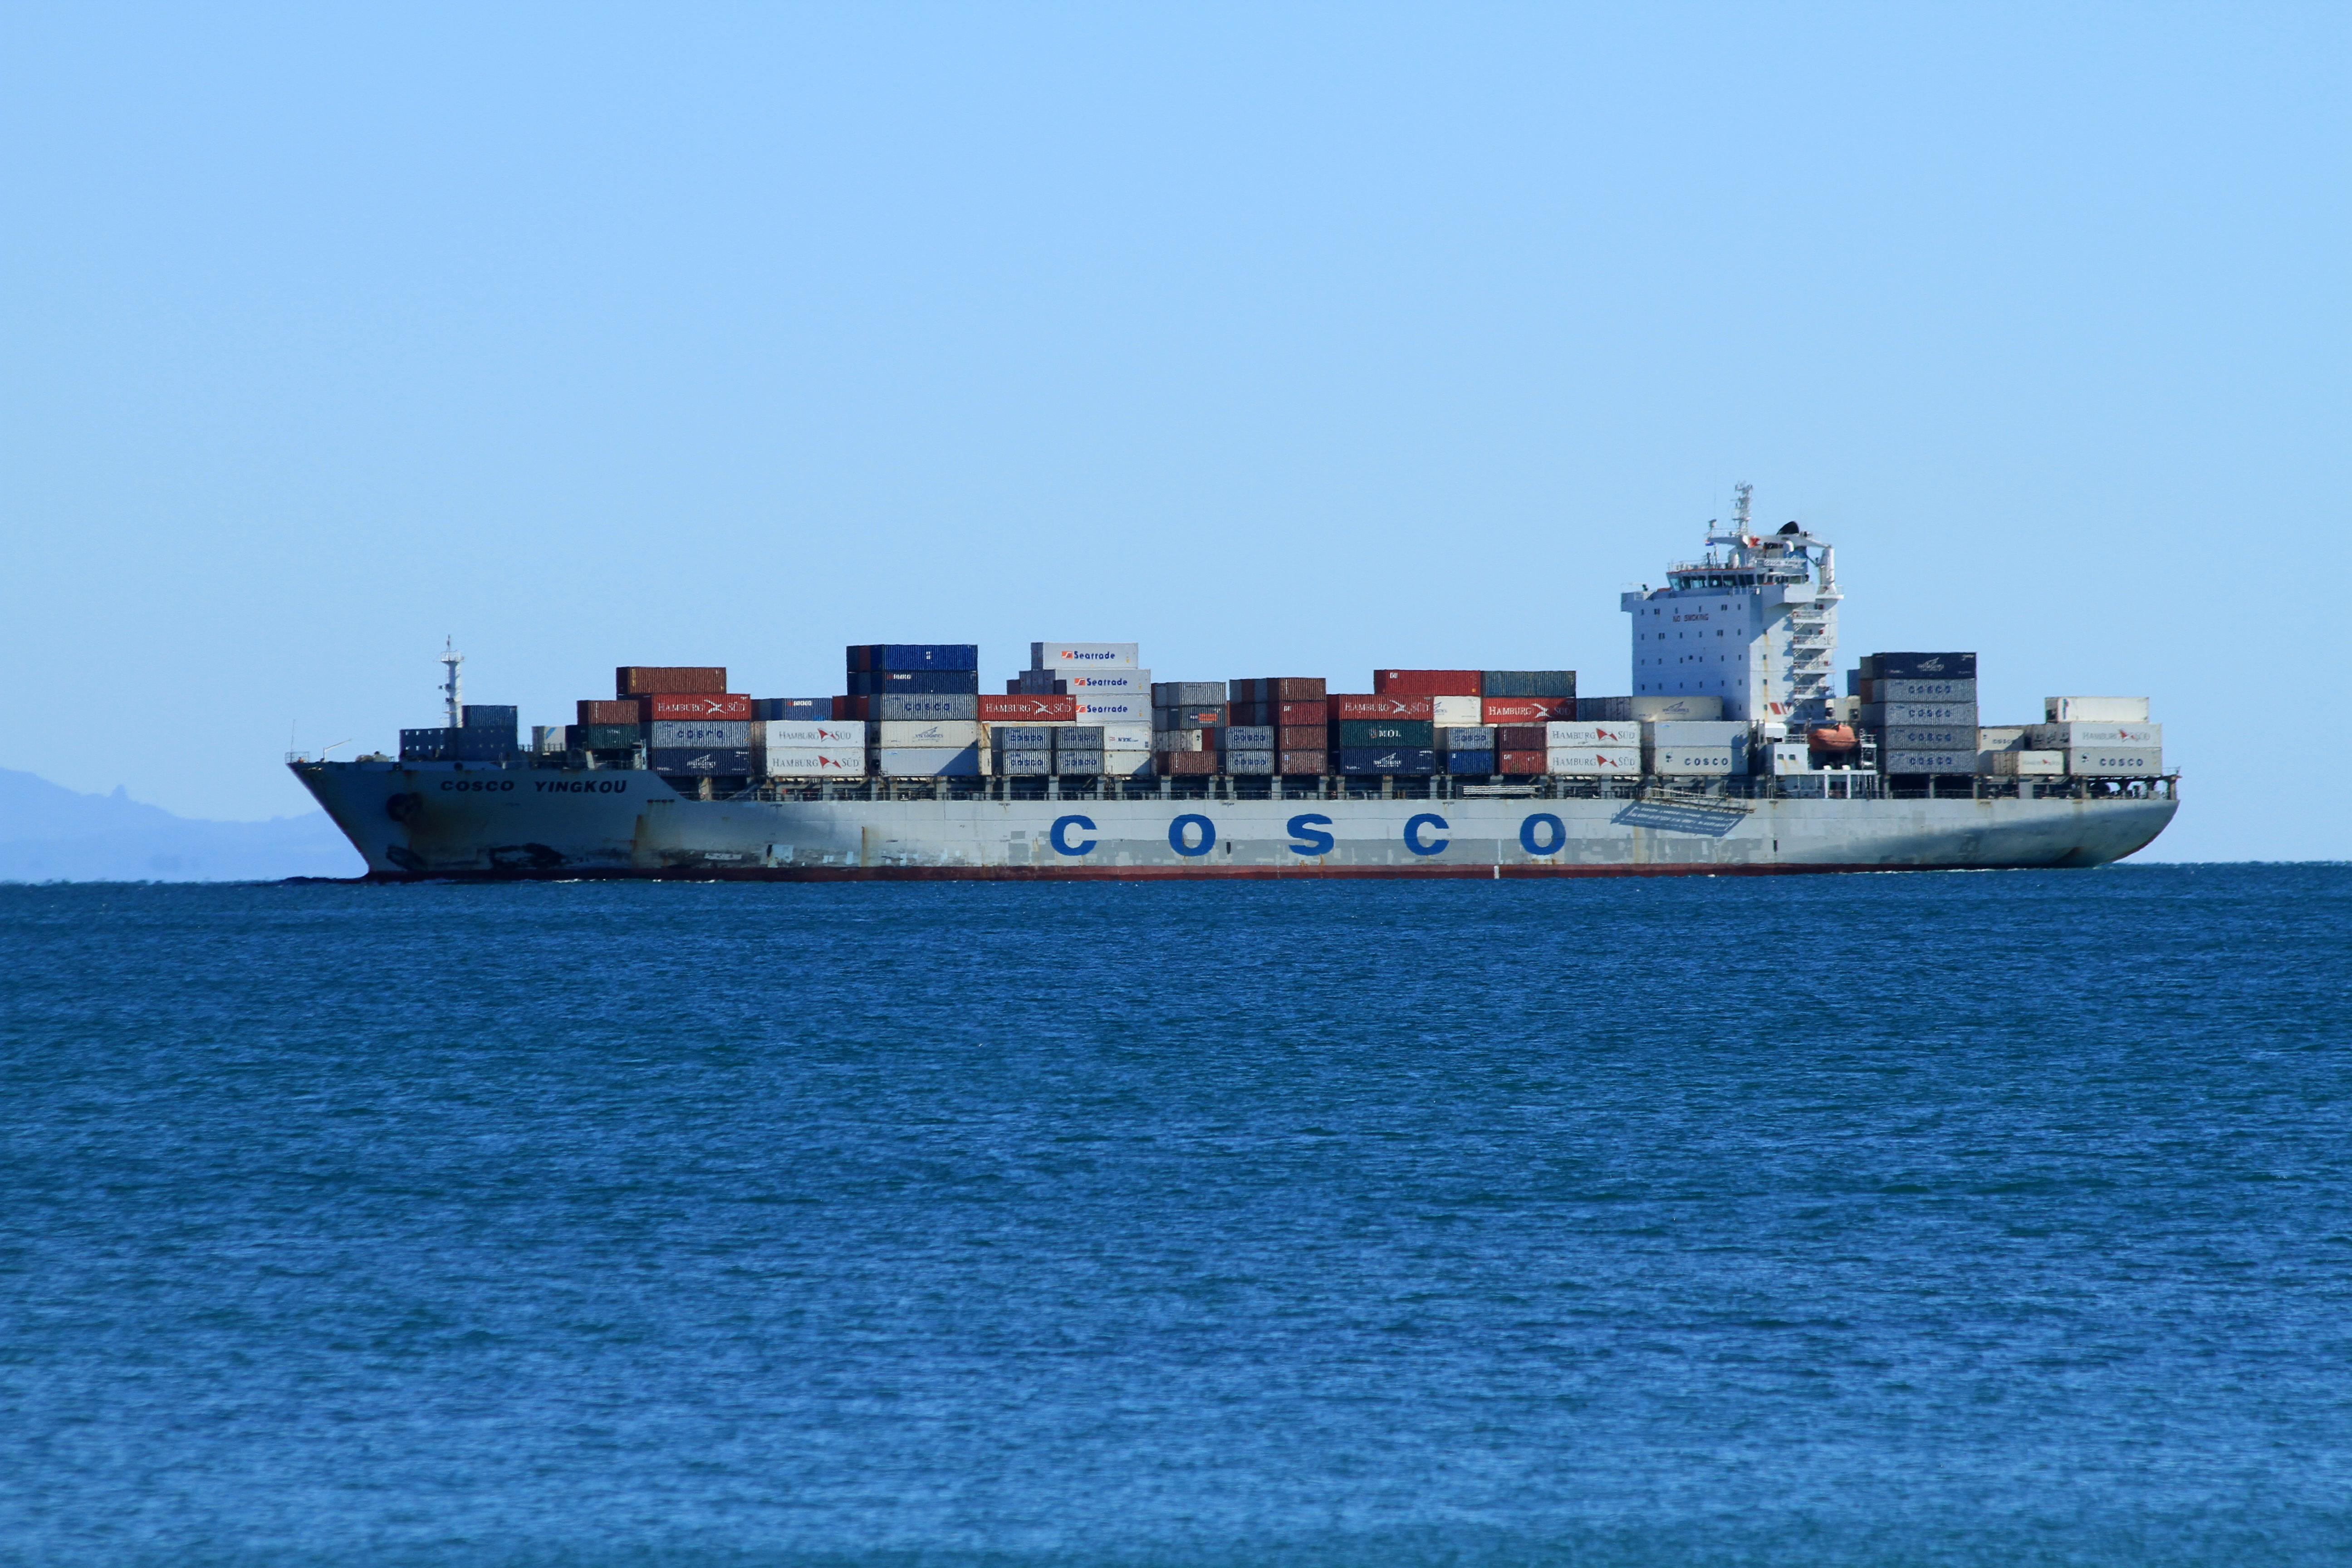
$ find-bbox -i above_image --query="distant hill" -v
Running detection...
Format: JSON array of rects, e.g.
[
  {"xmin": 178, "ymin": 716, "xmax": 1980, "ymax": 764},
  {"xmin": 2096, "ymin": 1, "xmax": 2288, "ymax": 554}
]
[{"xmin": 0, "ymin": 770, "xmax": 363, "ymax": 882}]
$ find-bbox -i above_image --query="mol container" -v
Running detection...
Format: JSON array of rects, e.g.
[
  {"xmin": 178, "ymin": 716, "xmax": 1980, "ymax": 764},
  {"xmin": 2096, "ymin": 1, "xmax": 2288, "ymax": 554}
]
[
  {"xmin": 1630, "ymin": 695, "xmax": 1723, "ymax": 722},
  {"xmin": 1883, "ymin": 750, "xmax": 1976, "ymax": 775},
  {"xmin": 2045, "ymin": 696, "xmax": 2150, "ymax": 723},
  {"xmin": 1336, "ymin": 719, "xmax": 1433, "ymax": 748},
  {"xmin": 2028, "ymin": 721, "xmax": 2161, "ymax": 748},
  {"xmin": 2067, "ymin": 747, "xmax": 2165, "ymax": 777},
  {"xmin": 872, "ymin": 745, "xmax": 984, "ymax": 778},
  {"xmin": 1548, "ymin": 747, "xmax": 1641, "ymax": 776},
  {"xmin": 1992, "ymin": 750, "xmax": 2065, "ymax": 777},
  {"xmin": 651, "ymin": 720, "xmax": 751, "ymax": 748},
  {"xmin": 649, "ymin": 747, "xmax": 753, "ymax": 775}
]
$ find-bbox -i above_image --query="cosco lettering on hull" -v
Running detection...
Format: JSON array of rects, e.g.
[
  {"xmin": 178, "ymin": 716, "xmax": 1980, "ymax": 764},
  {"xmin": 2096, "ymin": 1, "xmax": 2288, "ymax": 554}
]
[
  {"xmin": 1030, "ymin": 812, "xmax": 1581, "ymax": 858},
  {"xmin": 439, "ymin": 779, "xmax": 518, "ymax": 793}
]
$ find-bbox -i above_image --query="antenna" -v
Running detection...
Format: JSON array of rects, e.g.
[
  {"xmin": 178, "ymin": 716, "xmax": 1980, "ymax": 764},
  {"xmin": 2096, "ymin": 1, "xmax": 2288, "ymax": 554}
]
[
  {"xmin": 441, "ymin": 637, "xmax": 465, "ymax": 730},
  {"xmin": 1732, "ymin": 481, "xmax": 1753, "ymax": 537}
]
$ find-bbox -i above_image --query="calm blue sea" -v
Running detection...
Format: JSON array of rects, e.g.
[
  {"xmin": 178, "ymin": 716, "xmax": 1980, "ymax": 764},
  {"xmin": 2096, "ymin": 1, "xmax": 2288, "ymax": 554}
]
[{"xmin": 4, "ymin": 866, "xmax": 2350, "ymax": 1568}]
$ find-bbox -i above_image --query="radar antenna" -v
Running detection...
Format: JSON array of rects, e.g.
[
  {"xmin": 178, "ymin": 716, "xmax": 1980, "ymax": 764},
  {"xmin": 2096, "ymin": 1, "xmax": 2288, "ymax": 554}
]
[
  {"xmin": 441, "ymin": 637, "xmax": 465, "ymax": 730},
  {"xmin": 1732, "ymin": 481, "xmax": 1754, "ymax": 541}
]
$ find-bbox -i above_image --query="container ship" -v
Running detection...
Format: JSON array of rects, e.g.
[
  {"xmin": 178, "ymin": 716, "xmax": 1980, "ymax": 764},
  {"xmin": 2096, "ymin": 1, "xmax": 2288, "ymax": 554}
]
[{"xmin": 289, "ymin": 492, "xmax": 2177, "ymax": 879}]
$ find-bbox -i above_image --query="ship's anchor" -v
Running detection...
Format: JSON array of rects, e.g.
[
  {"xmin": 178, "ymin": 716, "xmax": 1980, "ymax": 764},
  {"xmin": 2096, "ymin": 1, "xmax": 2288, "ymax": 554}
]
[{"xmin": 385, "ymin": 792, "xmax": 422, "ymax": 824}]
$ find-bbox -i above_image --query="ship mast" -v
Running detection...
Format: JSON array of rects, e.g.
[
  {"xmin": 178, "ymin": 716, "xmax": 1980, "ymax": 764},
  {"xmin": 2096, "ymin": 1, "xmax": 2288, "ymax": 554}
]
[{"xmin": 441, "ymin": 638, "xmax": 465, "ymax": 730}]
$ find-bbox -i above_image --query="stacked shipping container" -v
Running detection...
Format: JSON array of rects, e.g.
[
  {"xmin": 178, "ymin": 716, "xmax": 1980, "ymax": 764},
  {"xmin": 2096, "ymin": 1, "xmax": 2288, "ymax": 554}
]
[{"xmin": 1858, "ymin": 652, "xmax": 1979, "ymax": 776}]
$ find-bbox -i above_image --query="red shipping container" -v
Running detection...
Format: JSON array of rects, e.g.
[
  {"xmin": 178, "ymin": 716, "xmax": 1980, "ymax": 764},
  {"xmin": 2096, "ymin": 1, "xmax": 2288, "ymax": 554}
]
[
  {"xmin": 1278, "ymin": 749, "xmax": 1329, "ymax": 774},
  {"xmin": 1482, "ymin": 696, "xmax": 1575, "ymax": 722},
  {"xmin": 1329, "ymin": 694, "xmax": 1434, "ymax": 720},
  {"xmin": 1276, "ymin": 724, "xmax": 1325, "ymax": 749},
  {"xmin": 1373, "ymin": 669, "xmax": 1482, "ymax": 697},
  {"xmin": 645, "ymin": 692, "xmax": 751, "ymax": 720},
  {"xmin": 1498, "ymin": 750, "xmax": 1548, "ymax": 775},
  {"xmin": 1161, "ymin": 751, "xmax": 1216, "ymax": 776},
  {"xmin": 1496, "ymin": 725, "xmax": 1548, "ymax": 750},
  {"xmin": 578, "ymin": 699, "xmax": 643, "ymax": 725},
  {"xmin": 1271, "ymin": 676, "xmax": 1327, "ymax": 700},
  {"xmin": 617, "ymin": 666, "xmax": 727, "ymax": 696},
  {"xmin": 978, "ymin": 694, "xmax": 1077, "ymax": 721},
  {"xmin": 835, "ymin": 694, "xmax": 866, "ymax": 720},
  {"xmin": 1274, "ymin": 700, "xmax": 1329, "ymax": 725}
]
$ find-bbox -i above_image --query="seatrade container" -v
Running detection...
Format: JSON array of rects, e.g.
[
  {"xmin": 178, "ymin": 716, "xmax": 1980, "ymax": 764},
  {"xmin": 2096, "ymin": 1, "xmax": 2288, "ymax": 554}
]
[
  {"xmin": 651, "ymin": 720, "xmax": 751, "ymax": 747},
  {"xmin": 2046, "ymin": 696, "xmax": 2151, "ymax": 724},
  {"xmin": 1329, "ymin": 694, "xmax": 1432, "ymax": 721},
  {"xmin": 1278, "ymin": 748, "xmax": 1328, "ymax": 775},
  {"xmin": 760, "ymin": 749, "xmax": 866, "ymax": 777},
  {"xmin": 872, "ymin": 745, "xmax": 985, "ymax": 777},
  {"xmin": 649, "ymin": 747, "xmax": 753, "ymax": 775},
  {"xmin": 1338, "ymin": 746, "xmax": 1436, "ymax": 775},
  {"xmin": 1031, "ymin": 642, "xmax": 1137, "ymax": 669},
  {"xmin": 873, "ymin": 693, "xmax": 980, "ymax": 722},
  {"xmin": 1373, "ymin": 669, "xmax": 1481, "ymax": 697},
  {"xmin": 1335, "ymin": 718, "xmax": 1433, "ymax": 747},
  {"xmin": 1445, "ymin": 750, "xmax": 1495, "ymax": 775},
  {"xmin": 617, "ymin": 666, "xmax": 725, "ymax": 696},
  {"xmin": 1547, "ymin": 747, "xmax": 1640, "ymax": 776},
  {"xmin": 872, "ymin": 719, "xmax": 983, "ymax": 748},
  {"xmin": 645, "ymin": 693, "xmax": 752, "ymax": 721},
  {"xmin": 2027, "ymin": 721, "xmax": 2161, "ymax": 748},
  {"xmin": 2067, "ymin": 747, "xmax": 2165, "ymax": 777},
  {"xmin": 1481, "ymin": 670, "xmax": 1575, "ymax": 698},
  {"xmin": 1629, "ymin": 695, "xmax": 1724, "ymax": 721},
  {"xmin": 1883, "ymin": 724, "xmax": 1976, "ymax": 750},
  {"xmin": 1481, "ymin": 696, "xmax": 1574, "ymax": 722},
  {"xmin": 1074, "ymin": 696, "xmax": 1149, "ymax": 723},
  {"xmin": 1063, "ymin": 670, "xmax": 1150, "ymax": 696},
  {"xmin": 1883, "ymin": 750, "xmax": 1975, "ymax": 775},
  {"xmin": 1862, "ymin": 701, "xmax": 1976, "ymax": 728}
]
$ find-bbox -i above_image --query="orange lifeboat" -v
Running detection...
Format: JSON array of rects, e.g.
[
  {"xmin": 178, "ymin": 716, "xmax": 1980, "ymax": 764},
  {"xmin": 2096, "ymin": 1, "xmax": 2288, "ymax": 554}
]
[{"xmin": 1808, "ymin": 723, "xmax": 1858, "ymax": 753}]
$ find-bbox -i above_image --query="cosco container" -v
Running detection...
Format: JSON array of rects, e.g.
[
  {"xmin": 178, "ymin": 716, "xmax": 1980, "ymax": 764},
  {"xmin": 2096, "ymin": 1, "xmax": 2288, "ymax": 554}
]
[
  {"xmin": 1436, "ymin": 725, "xmax": 1495, "ymax": 752},
  {"xmin": 1860, "ymin": 701, "xmax": 1977, "ymax": 728},
  {"xmin": 1337, "ymin": 746, "xmax": 1436, "ymax": 775},
  {"xmin": 1882, "ymin": 750, "xmax": 1975, "ymax": 774},
  {"xmin": 1054, "ymin": 750, "xmax": 1105, "ymax": 775},
  {"xmin": 759, "ymin": 749, "xmax": 866, "ymax": 777},
  {"xmin": 617, "ymin": 666, "xmax": 726, "ymax": 696},
  {"xmin": 977, "ymin": 694, "xmax": 1077, "ymax": 722},
  {"xmin": 1225, "ymin": 750, "xmax": 1276, "ymax": 776},
  {"xmin": 1881, "ymin": 724, "xmax": 1975, "ymax": 750},
  {"xmin": 1328, "ymin": 694, "xmax": 1432, "ymax": 721},
  {"xmin": 1445, "ymin": 750, "xmax": 1495, "ymax": 775},
  {"xmin": 871, "ymin": 745, "xmax": 984, "ymax": 777},
  {"xmin": 1865, "ymin": 652, "xmax": 1976, "ymax": 680},
  {"xmin": 650, "ymin": 720, "xmax": 751, "ymax": 748},
  {"xmin": 2046, "ymin": 696, "xmax": 2150, "ymax": 723},
  {"xmin": 1628, "ymin": 695, "xmax": 1723, "ymax": 721},
  {"xmin": 1373, "ymin": 669, "xmax": 1481, "ymax": 696},
  {"xmin": 649, "ymin": 747, "xmax": 753, "ymax": 775},
  {"xmin": 645, "ymin": 693, "xmax": 752, "ymax": 721},
  {"xmin": 2067, "ymin": 747, "xmax": 2165, "ymax": 777},
  {"xmin": 1481, "ymin": 670, "xmax": 1576, "ymax": 698},
  {"xmin": 1878, "ymin": 677, "xmax": 1977, "ymax": 703},
  {"xmin": 1222, "ymin": 725, "xmax": 1275, "ymax": 750},
  {"xmin": 872, "ymin": 693, "xmax": 980, "ymax": 723},
  {"xmin": 996, "ymin": 749, "xmax": 1053, "ymax": 776},
  {"xmin": 756, "ymin": 720, "xmax": 861, "ymax": 748},
  {"xmin": 2027, "ymin": 721, "xmax": 2161, "ymax": 748},
  {"xmin": 1546, "ymin": 747, "xmax": 1641, "ymax": 776},
  {"xmin": 1334, "ymin": 719, "xmax": 1433, "ymax": 747},
  {"xmin": 1061, "ymin": 669, "xmax": 1151, "ymax": 695},
  {"xmin": 988, "ymin": 725, "xmax": 1056, "ymax": 751},
  {"xmin": 1054, "ymin": 725, "xmax": 1105, "ymax": 751},
  {"xmin": 871, "ymin": 719, "xmax": 983, "ymax": 748},
  {"xmin": 1030, "ymin": 642, "xmax": 1138, "ymax": 669},
  {"xmin": 1647, "ymin": 746, "xmax": 1741, "ymax": 776}
]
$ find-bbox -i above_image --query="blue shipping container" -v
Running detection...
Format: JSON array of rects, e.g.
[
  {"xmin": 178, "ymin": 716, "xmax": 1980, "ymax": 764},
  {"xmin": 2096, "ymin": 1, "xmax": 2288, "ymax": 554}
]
[
  {"xmin": 1872, "ymin": 651, "xmax": 1978, "ymax": 680},
  {"xmin": 1446, "ymin": 750, "xmax": 1496, "ymax": 774},
  {"xmin": 1337, "ymin": 746, "xmax": 1436, "ymax": 775},
  {"xmin": 872, "ymin": 644, "xmax": 980, "ymax": 672},
  {"xmin": 879, "ymin": 669, "xmax": 980, "ymax": 693},
  {"xmin": 753, "ymin": 697, "xmax": 834, "ymax": 720},
  {"xmin": 461, "ymin": 704, "xmax": 519, "ymax": 730},
  {"xmin": 649, "ymin": 747, "xmax": 754, "ymax": 775}
]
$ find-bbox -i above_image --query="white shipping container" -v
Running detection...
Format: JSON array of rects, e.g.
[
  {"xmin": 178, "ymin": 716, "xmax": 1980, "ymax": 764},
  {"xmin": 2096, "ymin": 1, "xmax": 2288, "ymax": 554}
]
[
  {"xmin": 1031, "ymin": 642, "xmax": 1139, "ymax": 670},
  {"xmin": 1061, "ymin": 668, "xmax": 1152, "ymax": 695},
  {"xmin": 1545, "ymin": 720, "xmax": 1642, "ymax": 747},
  {"xmin": 1100, "ymin": 752, "xmax": 1156, "ymax": 778},
  {"xmin": 1990, "ymin": 750, "xmax": 2064, "ymax": 776},
  {"xmin": 2026, "ymin": 721, "xmax": 2162, "ymax": 749},
  {"xmin": 1883, "ymin": 750, "xmax": 1976, "ymax": 774},
  {"xmin": 759, "ymin": 749, "xmax": 867, "ymax": 777},
  {"xmin": 1546, "ymin": 747, "xmax": 1642, "ymax": 776},
  {"xmin": 1649, "ymin": 746, "xmax": 1742, "ymax": 775},
  {"xmin": 2067, "ymin": 747, "xmax": 2165, "ymax": 777},
  {"xmin": 1431, "ymin": 695, "xmax": 1483, "ymax": 726},
  {"xmin": 871, "ymin": 745, "xmax": 985, "ymax": 778},
  {"xmin": 2046, "ymin": 696, "xmax": 2150, "ymax": 723},
  {"xmin": 870, "ymin": 720, "xmax": 984, "ymax": 748},
  {"xmin": 1629, "ymin": 695, "xmax": 1724, "ymax": 721},
  {"xmin": 1152, "ymin": 730, "xmax": 1205, "ymax": 753},
  {"xmin": 757, "ymin": 720, "xmax": 862, "ymax": 748},
  {"xmin": 1979, "ymin": 725, "xmax": 2030, "ymax": 751},
  {"xmin": 1073, "ymin": 696, "xmax": 1150, "ymax": 723},
  {"xmin": 1096, "ymin": 721, "xmax": 1152, "ymax": 749}
]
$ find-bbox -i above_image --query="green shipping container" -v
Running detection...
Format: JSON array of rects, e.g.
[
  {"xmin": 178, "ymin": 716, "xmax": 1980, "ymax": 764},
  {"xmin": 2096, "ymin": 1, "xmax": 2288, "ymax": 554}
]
[
  {"xmin": 581, "ymin": 723, "xmax": 643, "ymax": 749},
  {"xmin": 1333, "ymin": 719, "xmax": 1435, "ymax": 747}
]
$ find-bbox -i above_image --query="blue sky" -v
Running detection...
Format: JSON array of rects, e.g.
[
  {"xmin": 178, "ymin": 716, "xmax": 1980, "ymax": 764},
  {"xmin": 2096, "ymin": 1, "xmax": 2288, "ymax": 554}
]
[{"xmin": 2, "ymin": 5, "xmax": 2343, "ymax": 859}]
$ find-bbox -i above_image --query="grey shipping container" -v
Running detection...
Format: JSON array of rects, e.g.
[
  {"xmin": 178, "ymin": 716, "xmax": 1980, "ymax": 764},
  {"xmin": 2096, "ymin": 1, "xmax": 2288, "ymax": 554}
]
[
  {"xmin": 1878, "ymin": 677, "xmax": 1977, "ymax": 703},
  {"xmin": 1222, "ymin": 725, "xmax": 1275, "ymax": 749},
  {"xmin": 650, "ymin": 720, "xmax": 751, "ymax": 748},
  {"xmin": 1436, "ymin": 725, "xmax": 1496, "ymax": 752},
  {"xmin": 1224, "ymin": 750, "xmax": 1276, "ymax": 776},
  {"xmin": 872, "ymin": 745, "xmax": 984, "ymax": 777},
  {"xmin": 1054, "ymin": 725, "xmax": 1104, "ymax": 751},
  {"xmin": 1153, "ymin": 682, "xmax": 1227, "ymax": 706},
  {"xmin": 1881, "ymin": 724, "xmax": 1975, "ymax": 750},
  {"xmin": 649, "ymin": 747, "xmax": 753, "ymax": 775},
  {"xmin": 1862, "ymin": 701, "xmax": 1978, "ymax": 728},
  {"xmin": 1054, "ymin": 750, "xmax": 1105, "ymax": 775},
  {"xmin": 995, "ymin": 750, "xmax": 1052, "ymax": 776},
  {"xmin": 1882, "ymin": 750, "xmax": 1976, "ymax": 775},
  {"xmin": 873, "ymin": 693, "xmax": 980, "ymax": 722},
  {"xmin": 989, "ymin": 725, "xmax": 1056, "ymax": 751}
]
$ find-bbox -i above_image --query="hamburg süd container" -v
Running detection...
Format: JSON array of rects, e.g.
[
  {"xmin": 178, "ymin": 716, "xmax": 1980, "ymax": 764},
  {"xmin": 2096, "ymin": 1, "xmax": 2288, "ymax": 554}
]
[
  {"xmin": 2029, "ymin": 720, "xmax": 2159, "ymax": 747},
  {"xmin": 617, "ymin": 666, "xmax": 726, "ymax": 697},
  {"xmin": 644, "ymin": 693, "xmax": 752, "ymax": 721},
  {"xmin": 1546, "ymin": 747, "xmax": 1641, "ymax": 776},
  {"xmin": 1329, "ymin": 694, "xmax": 1433, "ymax": 721},
  {"xmin": 760, "ymin": 749, "xmax": 867, "ymax": 777},
  {"xmin": 978, "ymin": 694, "xmax": 1077, "ymax": 722},
  {"xmin": 1480, "ymin": 696, "xmax": 1575, "ymax": 722},
  {"xmin": 1541, "ymin": 720, "xmax": 1640, "ymax": 748},
  {"xmin": 649, "ymin": 747, "xmax": 754, "ymax": 775}
]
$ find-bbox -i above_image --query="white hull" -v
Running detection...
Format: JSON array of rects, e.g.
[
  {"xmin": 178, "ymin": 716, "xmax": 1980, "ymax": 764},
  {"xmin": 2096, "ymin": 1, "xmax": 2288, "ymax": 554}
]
[{"xmin": 291, "ymin": 761, "xmax": 2178, "ymax": 879}]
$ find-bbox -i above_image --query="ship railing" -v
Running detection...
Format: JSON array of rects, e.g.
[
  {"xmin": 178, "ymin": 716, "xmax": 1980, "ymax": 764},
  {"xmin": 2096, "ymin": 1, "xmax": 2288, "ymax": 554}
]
[{"xmin": 725, "ymin": 772, "xmax": 2177, "ymax": 806}]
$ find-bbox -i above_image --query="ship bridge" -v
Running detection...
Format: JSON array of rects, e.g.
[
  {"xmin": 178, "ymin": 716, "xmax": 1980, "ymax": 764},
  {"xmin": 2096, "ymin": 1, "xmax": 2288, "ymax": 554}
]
[{"xmin": 1622, "ymin": 484, "xmax": 1841, "ymax": 722}]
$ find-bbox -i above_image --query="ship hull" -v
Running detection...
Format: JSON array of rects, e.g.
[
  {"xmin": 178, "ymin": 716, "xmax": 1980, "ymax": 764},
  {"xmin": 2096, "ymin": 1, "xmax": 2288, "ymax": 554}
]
[{"xmin": 291, "ymin": 762, "xmax": 2178, "ymax": 880}]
